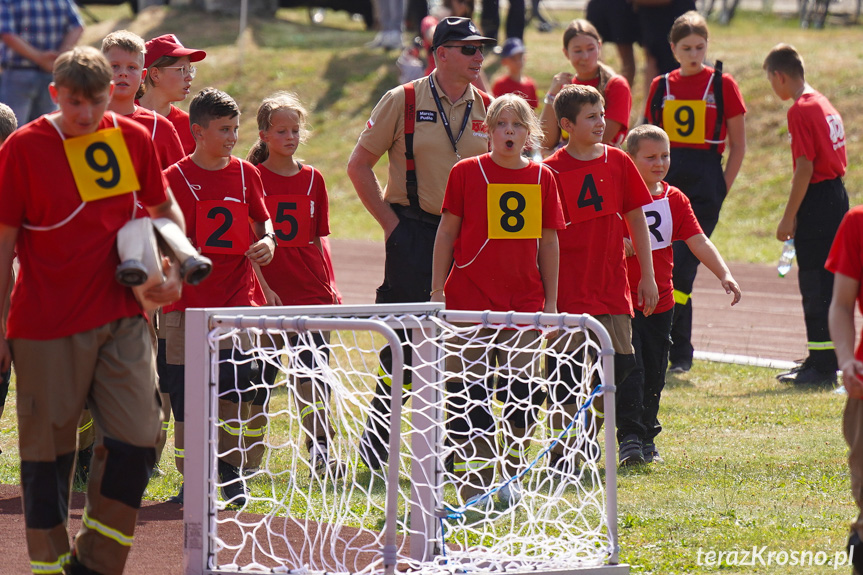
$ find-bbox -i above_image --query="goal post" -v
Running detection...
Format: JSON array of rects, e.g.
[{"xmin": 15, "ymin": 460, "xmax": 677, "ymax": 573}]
[{"xmin": 183, "ymin": 303, "xmax": 628, "ymax": 575}]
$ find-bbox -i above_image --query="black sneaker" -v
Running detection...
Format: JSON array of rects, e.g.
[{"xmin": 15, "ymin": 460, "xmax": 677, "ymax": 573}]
[
  {"xmin": 668, "ymin": 360, "xmax": 692, "ymax": 374},
  {"xmin": 358, "ymin": 430, "xmax": 388, "ymax": 471},
  {"xmin": 776, "ymin": 358, "xmax": 807, "ymax": 380},
  {"xmin": 218, "ymin": 460, "xmax": 248, "ymax": 507},
  {"xmin": 778, "ymin": 365, "xmax": 837, "ymax": 386},
  {"xmin": 168, "ymin": 483, "xmax": 184, "ymax": 504},
  {"xmin": 67, "ymin": 553, "xmax": 105, "ymax": 575},
  {"xmin": 309, "ymin": 442, "xmax": 346, "ymax": 479},
  {"xmin": 642, "ymin": 442, "xmax": 663, "ymax": 464},
  {"xmin": 847, "ymin": 530, "xmax": 863, "ymax": 573},
  {"xmin": 619, "ymin": 435, "xmax": 645, "ymax": 466}
]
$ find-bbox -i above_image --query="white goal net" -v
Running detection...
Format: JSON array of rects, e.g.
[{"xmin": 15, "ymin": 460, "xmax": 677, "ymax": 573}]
[{"xmin": 183, "ymin": 303, "xmax": 627, "ymax": 575}]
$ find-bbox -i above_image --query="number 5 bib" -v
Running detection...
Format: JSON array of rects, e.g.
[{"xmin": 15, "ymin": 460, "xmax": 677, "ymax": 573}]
[
  {"xmin": 64, "ymin": 127, "xmax": 141, "ymax": 202},
  {"xmin": 265, "ymin": 195, "xmax": 312, "ymax": 248},
  {"xmin": 196, "ymin": 200, "xmax": 250, "ymax": 255}
]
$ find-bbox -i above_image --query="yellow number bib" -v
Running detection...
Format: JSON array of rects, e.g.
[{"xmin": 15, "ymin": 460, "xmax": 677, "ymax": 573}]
[
  {"xmin": 487, "ymin": 183, "xmax": 541, "ymax": 239},
  {"xmin": 64, "ymin": 127, "xmax": 140, "ymax": 202},
  {"xmin": 662, "ymin": 99, "xmax": 706, "ymax": 144}
]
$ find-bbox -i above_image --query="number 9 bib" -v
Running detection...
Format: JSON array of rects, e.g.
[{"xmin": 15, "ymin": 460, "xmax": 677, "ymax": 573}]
[
  {"xmin": 63, "ymin": 127, "xmax": 141, "ymax": 202},
  {"xmin": 196, "ymin": 200, "xmax": 250, "ymax": 255},
  {"xmin": 662, "ymin": 99, "xmax": 706, "ymax": 144},
  {"xmin": 487, "ymin": 183, "xmax": 542, "ymax": 239},
  {"xmin": 265, "ymin": 195, "xmax": 312, "ymax": 248}
]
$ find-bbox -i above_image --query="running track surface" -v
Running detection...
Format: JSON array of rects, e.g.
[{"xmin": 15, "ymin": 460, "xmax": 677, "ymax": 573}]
[{"xmin": 0, "ymin": 238, "xmax": 813, "ymax": 573}]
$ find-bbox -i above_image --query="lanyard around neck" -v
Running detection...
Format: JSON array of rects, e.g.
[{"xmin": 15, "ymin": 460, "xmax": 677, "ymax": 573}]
[{"xmin": 428, "ymin": 74, "xmax": 472, "ymax": 161}]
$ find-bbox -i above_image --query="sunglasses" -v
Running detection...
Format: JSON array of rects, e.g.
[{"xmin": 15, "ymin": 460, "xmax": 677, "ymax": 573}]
[{"xmin": 443, "ymin": 44, "xmax": 485, "ymax": 56}]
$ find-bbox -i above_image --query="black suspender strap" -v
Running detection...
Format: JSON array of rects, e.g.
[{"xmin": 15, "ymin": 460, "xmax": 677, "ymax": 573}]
[
  {"xmin": 711, "ymin": 60, "xmax": 724, "ymax": 154},
  {"xmin": 648, "ymin": 74, "xmax": 668, "ymax": 126},
  {"xmin": 403, "ymin": 82, "xmax": 420, "ymax": 209}
]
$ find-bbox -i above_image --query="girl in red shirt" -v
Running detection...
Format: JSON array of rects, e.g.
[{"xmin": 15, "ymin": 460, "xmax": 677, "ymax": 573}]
[
  {"xmin": 643, "ymin": 10, "xmax": 747, "ymax": 373},
  {"xmin": 247, "ymin": 92, "xmax": 342, "ymax": 476},
  {"xmin": 539, "ymin": 19, "xmax": 632, "ymax": 149}
]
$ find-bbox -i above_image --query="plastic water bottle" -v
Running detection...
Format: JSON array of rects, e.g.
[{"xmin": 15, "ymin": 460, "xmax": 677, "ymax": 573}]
[{"xmin": 777, "ymin": 239, "xmax": 795, "ymax": 277}]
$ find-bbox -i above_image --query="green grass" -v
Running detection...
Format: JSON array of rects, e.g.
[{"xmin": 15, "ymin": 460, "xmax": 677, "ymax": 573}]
[
  {"xmin": 0, "ymin": 355, "xmax": 854, "ymax": 573},
  {"xmin": 75, "ymin": 4, "xmax": 863, "ymax": 257}
]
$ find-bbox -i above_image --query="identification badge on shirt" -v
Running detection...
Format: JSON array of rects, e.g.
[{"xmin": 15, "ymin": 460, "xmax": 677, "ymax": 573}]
[
  {"xmin": 265, "ymin": 195, "xmax": 312, "ymax": 248},
  {"xmin": 196, "ymin": 199, "xmax": 249, "ymax": 255},
  {"xmin": 64, "ymin": 127, "xmax": 141, "ymax": 202},
  {"xmin": 487, "ymin": 183, "xmax": 542, "ymax": 239},
  {"xmin": 663, "ymin": 99, "xmax": 707, "ymax": 144},
  {"xmin": 559, "ymin": 164, "xmax": 614, "ymax": 225},
  {"xmin": 642, "ymin": 196, "xmax": 673, "ymax": 251}
]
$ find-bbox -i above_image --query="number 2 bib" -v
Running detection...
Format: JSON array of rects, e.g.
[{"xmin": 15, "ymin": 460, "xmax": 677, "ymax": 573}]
[
  {"xmin": 64, "ymin": 127, "xmax": 141, "ymax": 202},
  {"xmin": 487, "ymin": 183, "xmax": 542, "ymax": 239},
  {"xmin": 265, "ymin": 195, "xmax": 312, "ymax": 247},
  {"xmin": 196, "ymin": 200, "xmax": 249, "ymax": 255},
  {"xmin": 662, "ymin": 99, "xmax": 706, "ymax": 145},
  {"xmin": 642, "ymin": 196, "xmax": 673, "ymax": 250},
  {"xmin": 559, "ymin": 163, "xmax": 614, "ymax": 225}
]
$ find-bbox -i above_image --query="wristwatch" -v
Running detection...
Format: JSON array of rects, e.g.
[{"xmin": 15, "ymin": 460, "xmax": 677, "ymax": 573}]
[{"xmin": 265, "ymin": 232, "xmax": 278, "ymax": 247}]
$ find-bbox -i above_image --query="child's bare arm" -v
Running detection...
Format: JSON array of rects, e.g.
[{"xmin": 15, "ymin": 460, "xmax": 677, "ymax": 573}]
[
  {"xmin": 685, "ymin": 233, "xmax": 741, "ymax": 306},
  {"xmin": 253, "ymin": 262, "xmax": 281, "ymax": 306},
  {"xmin": 624, "ymin": 207, "xmax": 658, "ymax": 316},
  {"xmin": 0, "ymin": 224, "xmax": 17, "ymax": 372},
  {"xmin": 777, "ymin": 156, "xmax": 813, "ymax": 241},
  {"xmin": 430, "ymin": 211, "xmax": 461, "ymax": 303},
  {"xmin": 246, "ymin": 220, "xmax": 275, "ymax": 266},
  {"xmin": 538, "ymin": 228, "xmax": 560, "ymax": 314},
  {"xmin": 830, "ymin": 272, "xmax": 863, "ymax": 398}
]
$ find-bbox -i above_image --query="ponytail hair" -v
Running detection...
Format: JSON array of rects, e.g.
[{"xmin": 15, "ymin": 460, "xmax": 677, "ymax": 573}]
[{"xmin": 247, "ymin": 91, "xmax": 310, "ymax": 166}]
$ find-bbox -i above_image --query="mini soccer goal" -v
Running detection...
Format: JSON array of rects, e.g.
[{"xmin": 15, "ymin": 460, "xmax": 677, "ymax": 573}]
[{"xmin": 183, "ymin": 303, "xmax": 628, "ymax": 575}]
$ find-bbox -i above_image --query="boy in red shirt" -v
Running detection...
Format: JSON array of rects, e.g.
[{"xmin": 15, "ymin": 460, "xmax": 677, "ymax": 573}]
[
  {"xmin": 764, "ymin": 43, "xmax": 849, "ymax": 386},
  {"xmin": 491, "ymin": 38, "xmax": 538, "ymax": 109},
  {"xmin": 621, "ymin": 125, "xmax": 740, "ymax": 465},
  {"xmin": 827, "ymin": 207, "xmax": 863, "ymax": 573},
  {"xmin": 543, "ymin": 84, "xmax": 657, "ymax": 472},
  {"xmin": 0, "ymin": 46, "xmax": 185, "ymax": 575},
  {"xmin": 162, "ymin": 87, "xmax": 275, "ymax": 506}
]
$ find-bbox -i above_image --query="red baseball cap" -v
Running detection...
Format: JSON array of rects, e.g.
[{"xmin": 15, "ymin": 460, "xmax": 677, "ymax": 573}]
[{"xmin": 144, "ymin": 34, "xmax": 206, "ymax": 68}]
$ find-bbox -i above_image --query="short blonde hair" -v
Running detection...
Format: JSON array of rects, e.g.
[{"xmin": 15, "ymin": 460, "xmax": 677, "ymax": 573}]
[
  {"xmin": 486, "ymin": 93, "xmax": 543, "ymax": 151},
  {"xmin": 101, "ymin": 30, "xmax": 146, "ymax": 57},
  {"xmin": 0, "ymin": 102, "xmax": 17, "ymax": 142},
  {"xmin": 53, "ymin": 47, "xmax": 112, "ymax": 99},
  {"xmin": 625, "ymin": 124, "xmax": 669, "ymax": 157}
]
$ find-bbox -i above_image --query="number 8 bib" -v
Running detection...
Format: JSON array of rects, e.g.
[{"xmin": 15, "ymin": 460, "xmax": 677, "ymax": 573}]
[
  {"xmin": 63, "ymin": 127, "xmax": 141, "ymax": 202},
  {"xmin": 487, "ymin": 183, "xmax": 542, "ymax": 239}
]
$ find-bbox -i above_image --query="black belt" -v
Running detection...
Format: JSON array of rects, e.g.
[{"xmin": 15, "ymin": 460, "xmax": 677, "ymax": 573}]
[{"xmin": 391, "ymin": 203, "xmax": 441, "ymax": 226}]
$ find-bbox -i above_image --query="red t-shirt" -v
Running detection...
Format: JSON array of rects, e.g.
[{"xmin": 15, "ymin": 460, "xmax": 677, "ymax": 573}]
[
  {"xmin": 825, "ymin": 206, "xmax": 863, "ymax": 361},
  {"xmin": 571, "ymin": 74, "xmax": 631, "ymax": 145},
  {"xmin": 127, "ymin": 106, "xmax": 185, "ymax": 169},
  {"xmin": 442, "ymin": 155, "xmax": 565, "ymax": 312},
  {"xmin": 163, "ymin": 156, "xmax": 269, "ymax": 311},
  {"xmin": 788, "ymin": 90, "xmax": 847, "ymax": 183},
  {"xmin": 166, "ymin": 105, "xmax": 195, "ymax": 156},
  {"xmin": 257, "ymin": 163, "xmax": 336, "ymax": 306},
  {"xmin": 0, "ymin": 113, "xmax": 168, "ymax": 340},
  {"xmin": 625, "ymin": 183, "xmax": 703, "ymax": 314},
  {"xmin": 644, "ymin": 66, "xmax": 746, "ymax": 154},
  {"xmin": 492, "ymin": 75, "xmax": 539, "ymax": 109},
  {"xmin": 544, "ymin": 145, "xmax": 652, "ymax": 316}
]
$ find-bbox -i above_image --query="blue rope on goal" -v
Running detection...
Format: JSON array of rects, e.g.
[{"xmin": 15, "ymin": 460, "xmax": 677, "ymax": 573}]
[{"xmin": 438, "ymin": 381, "xmax": 605, "ymax": 549}]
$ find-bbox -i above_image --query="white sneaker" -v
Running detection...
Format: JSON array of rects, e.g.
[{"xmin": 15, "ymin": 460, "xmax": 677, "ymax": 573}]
[
  {"xmin": 380, "ymin": 30, "xmax": 403, "ymax": 51},
  {"xmin": 497, "ymin": 481, "xmax": 523, "ymax": 506},
  {"xmin": 365, "ymin": 32, "xmax": 384, "ymax": 48}
]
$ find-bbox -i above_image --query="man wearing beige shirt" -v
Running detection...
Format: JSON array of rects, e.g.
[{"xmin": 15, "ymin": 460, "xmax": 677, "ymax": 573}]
[{"xmin": 347, "ymin": 17, "xmax": 494, "ymax": 470}]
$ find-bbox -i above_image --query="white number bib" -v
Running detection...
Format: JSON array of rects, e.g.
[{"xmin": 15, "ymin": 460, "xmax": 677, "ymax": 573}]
[{"xmin": 642, "ymin": 197, "xmax": 672, "ymax": 251}]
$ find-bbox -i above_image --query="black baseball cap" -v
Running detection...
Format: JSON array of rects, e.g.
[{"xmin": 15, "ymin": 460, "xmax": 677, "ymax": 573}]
[{"xmin": 432, "ymin": 17, "xmax": 495, "ymax": 49}]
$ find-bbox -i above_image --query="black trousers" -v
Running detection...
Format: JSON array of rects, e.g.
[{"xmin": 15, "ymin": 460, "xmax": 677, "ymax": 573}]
[
  {"xmin": 360, "ymin": 209, "xmax": 439, "ymax": 469},
  {"xmin": 667, "ymin": 148, "xmax": 727, "ymax": 366},
  {"xmin": 796, "ymin": 177, "xmax": 848, "ymax": 372},
  {"xmin": 617, "ymin": 308, "xmax": 674, "ymax": 443},
  {"xmin": 480, "ymin": 0, "xmax": 526, "ymax": 42}
]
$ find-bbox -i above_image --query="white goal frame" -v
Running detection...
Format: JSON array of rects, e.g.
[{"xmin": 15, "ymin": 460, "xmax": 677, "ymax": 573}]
[{"xmin": 183, "ymin": 303, "xmax": 628, "ymax": 575}]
